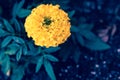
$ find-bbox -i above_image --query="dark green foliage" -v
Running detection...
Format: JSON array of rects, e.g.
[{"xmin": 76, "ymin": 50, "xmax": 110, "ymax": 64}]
[
  {"xmin": 3, "ymin": 19, "xmax": 14, "ymax": 33},
  {"xmin": 5, "ymin": 43, "xmax": 20, "ymax": 55},
  {"xmin": 12, "ymin": 18, "xmax": 21, "ymax": 32},
  {"xmin": 43, "ymin": 47, "xmax": 60, "ymax": 53},
  {"xmin": 73, "ymin": 47, "xmax": 81, "ymax": 63},
  {"xmin": 22, "ymin": 44, "xmax": 28, "ymax": 55},
  {"xmin": 36, "ymin": 56, "xmax": 43, "ymax": 72},
  {"xmin": 75, "ymin": 34, "xmax": 84, "ymax": 46},
  {"xmin": 17, "ymin": 9, "xmax": 31, "ymax": 18},
  {"xmin": 35, "ymin": 54, "xmax": 58, "ymax": 80},
  {"xmin": 12, "ymin": 0, "xmax": 25, "ymax": 18},
  {"xmin": 71, "ymin": 24, "xmax": 110, "ymax": 51},
  {"xmin": 12, "ymin": 36, "xmax": 25, "ymax": 44},
  {"xmin": 1, "ymin": 36, "xmax": 13, "ymax": 48},
  {"xmin": 44, "ymin": 60, "xmax": 56, "ymax": 80},
  {"xmin": 16, "ymin": 47, "xmax": 22, "ymax": 61},
  {"xmin": 11, "ymin": 65, "xmax": 25, "ymax": 80},
  {"xmin": 0, "ymin": 54, "xmax": 10, "ymax": 75},
  {"xmin": 44, "ymin": 54, "xmax": 59, "ymax": 62},
  {"xmin": 42, "ymin": 0, "xmax": 70, "ymax": 9},
  {"xmin": 68, "ymin": 10, "xmax": 75, "ymax": 18},
  {"xmin": 84, "ymin": 38, "xmax": 110, "ymax": 50},
  {"xmin": 0, "ymin": 28, "xmax": 9, "ymax": 37}
]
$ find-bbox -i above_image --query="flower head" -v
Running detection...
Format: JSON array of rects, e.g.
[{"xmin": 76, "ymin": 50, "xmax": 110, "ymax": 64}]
[{"xmin": 24, "ymin": 4, "xmax": 71, "ymax": 48}]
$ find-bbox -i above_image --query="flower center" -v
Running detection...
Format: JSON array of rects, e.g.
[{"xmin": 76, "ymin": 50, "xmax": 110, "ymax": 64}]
[{"xmin": 43, "ymin": 17, "xmax": 52, "ymax": 25}]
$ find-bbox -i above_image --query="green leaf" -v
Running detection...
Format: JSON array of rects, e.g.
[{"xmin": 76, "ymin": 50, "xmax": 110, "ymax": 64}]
[
  {"xmin": 0, "ymin": 52, "xmax": 5, "ymax": 61},
  {"xmin": 70, "ymin": 26, "xmax": 79, "ymax": 32},
  {"xmin": 73, "ymin": 47, "xmax": 81, "ymax": 63},
  {"xmin": 80, "ymin": 30, "xmax": 97, "ymax": 41},
  {"xmin": 1, "ymin": 36, "xmax": 12, "ymax": 48},
  {"xmin": 27, "ymin": 41, "xmax": 35, "ymax": 50},
  {"xmin": 5, "ymin": 43, "xmax": 20, "ymax": 55},
  {"xmin": 36, "ymin": 47, "xmax": 42, "ymax": 55},
  {"xmin": 12, "ymin": 3, "xmax": 18, "ymax": 17},
  {"xmin": 1, "ymin": 55, "xmax": 10, "ymax": 75},
  {"xmin": 5, "ymin": 48, "xmax": 18, "ymax": 55},
  {"xmin": 36, "ymin": 56, "xmax": 43, "ymax": 72},
  {"xmin": 79, "ymin": 24, "xmax": 94, "ymax": 31},
  {"xmin": 71, "ymin": 34, "xmax": 77, "ymax": 45},
  {"xmin": 17, "ymin": 9, "xmax": 31, "ymax": 18},
  {"xmin": 22, "ymin": 44, "xmax": 28, "ymax": 55},
  {"xmin": 68, "ymin": 10, "xmax": 75, "ymax": 18},
  {"xmin": 12, "ymin": 18, "xmax": 21, "ymax": 32},
  {"xmin": 0, "ymin": 28, "xmax": 9, "ymax": 37},
  {"xmin": 11, "ymin": 66, "xmax": 24, "ymax": 80},
  {"xmin": 3, "ymin": 19, "xmax": 14, "ymax": 33},
  {"xmin": 44, "ymin": 54, "xmax": 59, "ymax": 62},
  {"xmin": 12, "ymin": 36, "xmax": 25, "ymax": 44},
  {"xmin": 76, "ymin": 34, "xmax": 84, "ymax": 46},
  {"xmin": 84, "ymin": 38, "xmax": 110, "ymax": 50},
  {"xmin": 16, "ymin": 47, "xmax": 22, "ymax": 61},
  {"xmin": 27, "ymin": 41, "xmax": 40, "ymax": 56},
  {"xmin": 59, "ymin": 43, "xmax": 72, "ymax": 62},
  {"xmin": 44, "ymin": 60, "xmax": 56, "ymax": 80},
  {"xmin": 0, "ymin": 28, "xmax": 5, "ymax": 34},
  {"xmin": 43, "ymin": 47, "xmax": 60, "ymax": 53},
  {"xmin": 12, "ymin": 0, "xmax": 25, "ymax": 17},
  {"xmin": 8, "ymin": 42, "xmax": 20, "ymax": 48}
]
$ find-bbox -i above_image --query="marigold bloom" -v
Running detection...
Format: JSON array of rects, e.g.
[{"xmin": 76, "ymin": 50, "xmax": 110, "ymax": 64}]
[{"xmin": 24, "ymin": 4, "xmax": 71, "ymax": 48}]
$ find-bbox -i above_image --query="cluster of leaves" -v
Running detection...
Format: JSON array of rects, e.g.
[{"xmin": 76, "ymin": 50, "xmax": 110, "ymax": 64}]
[
  {"xmin": 0, "ymin": 0, "xmax": 60, "ymax": 80},
  {"xmin": 59, "ymin": 8, "xmax": 111, "ymax": 63},
  {"xmin": 0, "ymin": 0, "xmax": 111, "ymax": 80}
]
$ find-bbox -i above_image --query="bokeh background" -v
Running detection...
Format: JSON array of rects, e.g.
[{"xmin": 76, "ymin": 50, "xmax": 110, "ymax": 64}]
[{"xmin": 0, "ymin": 0, "xmax": 120, "ymax": 80}]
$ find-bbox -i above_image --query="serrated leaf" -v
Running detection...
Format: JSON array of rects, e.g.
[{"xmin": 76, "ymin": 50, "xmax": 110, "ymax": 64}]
[
  {"xmin": 43, "ymin": 47, "xmax": 60, "ymax": 53},
  {"xmin": 11, "ymin": 66, "xmax": 24, "ymax": 80},
  {"xmin": 17, "ymin": 9, "xmax": 31, "ymax": 18},
  {"xmin": 44, "ymin": 60, "xmax": 56, "ymax": 80},
  {"xmin": 85, "ymin": 38, "xmax": 110, "ymax": 50},
  {"xmin": 12, "ymin": 0, "xmax": 25, "ymax": 17},
  {"xmin": 44, "ymin": 54, "xmax": 59, "ymax": 62},
  {"xmin": 1, "ymin": 36, "xmax": 12, "ymax": 48},
  {"xmin": 3, "ymin": 19, "xmax": 14, "ymax": 33},
  {"xmin": 36, "ymin": 56, "xmax": 43, "ymax": 72},
  {"xmin": 12, "ymin": 36, "xmax": 25, "ymax": 44},
  {"xmin": 16, "ymin": 47, "xmax": 22, "ymax": 61}
]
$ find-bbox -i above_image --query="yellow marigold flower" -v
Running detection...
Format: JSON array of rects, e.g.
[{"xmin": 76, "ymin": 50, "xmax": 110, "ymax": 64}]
[{"xmin": 24, "ymin": 4, "xmax": 71, "ymax": 48}]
